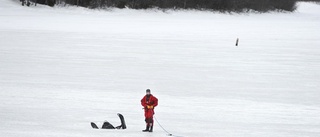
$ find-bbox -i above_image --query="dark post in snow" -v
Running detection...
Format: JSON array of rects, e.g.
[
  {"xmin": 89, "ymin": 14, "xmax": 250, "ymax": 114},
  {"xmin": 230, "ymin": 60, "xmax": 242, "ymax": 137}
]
[{"xmin": 235, "ymin": 38, "xmax": 239, "ymax": 46}]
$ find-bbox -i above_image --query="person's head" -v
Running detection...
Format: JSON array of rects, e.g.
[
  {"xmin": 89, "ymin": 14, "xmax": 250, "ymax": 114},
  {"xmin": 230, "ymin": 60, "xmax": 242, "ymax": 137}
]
[{"xmin": 146, "ymin": 89, "xmax": 151, "ymax": 95}]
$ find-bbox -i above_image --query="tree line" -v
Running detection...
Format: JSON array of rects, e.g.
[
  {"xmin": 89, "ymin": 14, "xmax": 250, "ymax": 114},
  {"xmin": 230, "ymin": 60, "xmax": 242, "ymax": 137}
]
[{"xmin": 27, "ymin": 0, "xmax": 320, "ymax": 12}]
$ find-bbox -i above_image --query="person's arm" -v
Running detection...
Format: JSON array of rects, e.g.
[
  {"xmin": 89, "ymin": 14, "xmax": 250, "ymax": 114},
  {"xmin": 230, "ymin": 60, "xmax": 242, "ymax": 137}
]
[
  {"xmin": 153, "ymin": 96, "xmax": 158, "ymax": 107},
  {"xmin": 141, "ymin": 96, "xmax": 146, "ymax": 107}
]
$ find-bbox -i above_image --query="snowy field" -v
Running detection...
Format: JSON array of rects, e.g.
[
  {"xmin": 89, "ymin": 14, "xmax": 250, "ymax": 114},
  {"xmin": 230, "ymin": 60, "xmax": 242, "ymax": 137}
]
[{"xmin": 1, "ymin": 0, "xmax": 320, "ymax": 137}]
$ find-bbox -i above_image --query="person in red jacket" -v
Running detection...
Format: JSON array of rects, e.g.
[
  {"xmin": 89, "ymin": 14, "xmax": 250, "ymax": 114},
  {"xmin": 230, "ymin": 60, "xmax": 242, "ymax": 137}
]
[{"xmin": 141, "ymin": 89, "xmax": 158, "ymax": 132}]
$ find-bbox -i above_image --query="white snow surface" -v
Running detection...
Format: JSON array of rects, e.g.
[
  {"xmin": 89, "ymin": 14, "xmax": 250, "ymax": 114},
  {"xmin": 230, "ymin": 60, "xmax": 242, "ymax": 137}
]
[{"xmin": 1, "ymin": 0, "xmax": 320, "ymax": 137}]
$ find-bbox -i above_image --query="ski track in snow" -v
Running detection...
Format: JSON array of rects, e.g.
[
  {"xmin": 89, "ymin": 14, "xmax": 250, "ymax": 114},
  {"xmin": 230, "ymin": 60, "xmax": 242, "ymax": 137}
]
[{"xmin": 1, "ymin": 0, "xmax": 320, "ymax": 137}]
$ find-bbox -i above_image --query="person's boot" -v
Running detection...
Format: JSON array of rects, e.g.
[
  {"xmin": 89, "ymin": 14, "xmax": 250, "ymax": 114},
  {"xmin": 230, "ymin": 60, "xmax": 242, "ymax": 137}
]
[
  {"xmin": 142, "ymin": 125, "xmax": 149, "ymax": 132},
  {"xmin": 149, "ymin": 125, "xmax": 153, "ymax": 132}
]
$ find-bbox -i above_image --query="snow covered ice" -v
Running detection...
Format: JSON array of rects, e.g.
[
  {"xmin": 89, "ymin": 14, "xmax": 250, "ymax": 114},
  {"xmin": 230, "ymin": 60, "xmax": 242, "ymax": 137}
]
[{"xmin": 1, "ymin": 0, "xmax": 320, "ymax": 137}]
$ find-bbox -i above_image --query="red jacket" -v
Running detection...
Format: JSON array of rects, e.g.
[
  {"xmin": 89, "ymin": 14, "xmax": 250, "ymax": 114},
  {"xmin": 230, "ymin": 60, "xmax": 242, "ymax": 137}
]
[{"xmin": 141, "ymin": 94, "xmax": 158, "ymax": 118}]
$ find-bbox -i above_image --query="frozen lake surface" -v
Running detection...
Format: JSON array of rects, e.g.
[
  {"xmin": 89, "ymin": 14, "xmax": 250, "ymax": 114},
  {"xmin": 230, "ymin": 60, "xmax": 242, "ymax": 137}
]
[{"xmin": 1, "ymin": 1, "xmax": 320, "ymax": 137}]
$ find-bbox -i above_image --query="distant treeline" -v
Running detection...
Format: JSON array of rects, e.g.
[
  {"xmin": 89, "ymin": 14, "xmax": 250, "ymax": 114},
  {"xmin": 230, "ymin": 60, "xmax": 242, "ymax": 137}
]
[{"xmin": 29, "ymin": 0, "xmax": 320, "ymax": 12}]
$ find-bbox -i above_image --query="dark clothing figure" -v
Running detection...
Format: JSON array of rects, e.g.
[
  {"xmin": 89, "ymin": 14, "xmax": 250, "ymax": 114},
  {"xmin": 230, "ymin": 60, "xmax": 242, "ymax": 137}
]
[
  {"xmin": 90, "ymin": 113, "xmax": 126, "ymax": 129},
  {"xmin": 141, "ymin": 89, "xmax": 158, "ymax": 132}
]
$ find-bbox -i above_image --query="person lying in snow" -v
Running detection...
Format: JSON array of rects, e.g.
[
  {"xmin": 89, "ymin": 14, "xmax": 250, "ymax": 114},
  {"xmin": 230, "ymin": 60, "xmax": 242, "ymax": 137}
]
[{"xmin": 91, "ymin": 113, "xmax": 126, "ymax": 129}]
